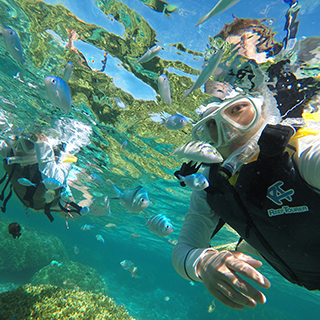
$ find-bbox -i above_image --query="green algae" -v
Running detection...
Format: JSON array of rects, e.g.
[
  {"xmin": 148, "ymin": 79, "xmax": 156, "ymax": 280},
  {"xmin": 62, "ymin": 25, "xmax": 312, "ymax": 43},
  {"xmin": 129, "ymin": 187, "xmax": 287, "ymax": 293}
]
[
  {"xmin": 138, "ymin": 0, "xmax": 178, "ymax": 17},
  {"xmin": 0, "ymin": 284, "xmax": 135, "ymax": 319},
  {"xmin": 0, "ymin": 219, "xmax": 68, "ymax": 275},
  {"xmin": 31, "ymin": 260, "xmax": 108, "ymax": 295}
]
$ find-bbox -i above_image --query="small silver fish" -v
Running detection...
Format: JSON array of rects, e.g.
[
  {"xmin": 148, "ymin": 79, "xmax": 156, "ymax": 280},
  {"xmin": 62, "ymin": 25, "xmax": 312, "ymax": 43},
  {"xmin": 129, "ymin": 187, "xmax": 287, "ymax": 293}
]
[
  {"xmin": 158, "ymin": 74, "xmax": 172, "ymax": 106},
  {"xmin": 110, "ymin": 184, "xmax": 150, "ymax": 213},
  {"xmin": 178, "ymin": 173, "xmax": 209, "ymax": 191},
  {"xmin": 196, "ymin": 0, "xmax": 241, "ymax": 26},
  {"xmin": 42, "ymin": 177, "xmax": 63, "ymax": 190},
  {"xmin": 104, "ymin": 196, "xmax": 112, "ymax": 215},
  {"xmin": 62, "ymin": 61, "xmax": 73, "ymax": 83},
  {"xmin": 182, "ymin": 49, "xmax": 224, "ymax": 100},
  {"xmin": 149, "ymin": 112, "xmax": 188, "ymax": 130},
  {"xmin": 135, "ymin": 45, "xmax": 162, "ymax": 65},
  {"xmin": 44, "ymin": 190, "xmax": 55, "ymax": 203},
  {"xmin": 114, "ymin": 97, "xmax": 128, "ymax": 109},
  {"xmin": 120, "ymin": 259, "xmax": 139, "ymax": 278},
  {"xmin": 171, "ymin": 140, "xmax": 223, "ymax": 164},
  {"xmin": 17, "ymin": 178, "xmax": 36, "ymax": 187},
  {"xmin": 44, "ymin": 75, "xmax": 72, "ymax": 113},
  {"xmin": 96, "ymin": 234, "xmax": 105, "ymax": 243},
  {"xmin": 50, "ymin": 260, "xmax": 63, "ymax": 267},
  {"xmin": 163, "ymin": 114, "xmax": 188, "ymax": 130},
  {"xmin": 2, "ymin": 27, "xmax": 25, "ymax": 65},
  {"xmin": 145, "ymin": 214, "xmax": 174, "ymax": 237},
  {"xmin": 81, "ymin": 224, "xmax": 94, "ymax": 231},
  {"xmin": 121, "ymin": 140, "xmax": 127, "ymax": 150}
]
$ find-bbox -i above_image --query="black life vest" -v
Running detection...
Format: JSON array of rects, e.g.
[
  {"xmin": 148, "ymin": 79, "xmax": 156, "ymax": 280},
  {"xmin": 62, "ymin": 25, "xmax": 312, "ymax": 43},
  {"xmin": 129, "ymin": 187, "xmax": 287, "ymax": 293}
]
[{"xmin": 206, "ymin": 142, "xmax": 320, "ymax": 290}]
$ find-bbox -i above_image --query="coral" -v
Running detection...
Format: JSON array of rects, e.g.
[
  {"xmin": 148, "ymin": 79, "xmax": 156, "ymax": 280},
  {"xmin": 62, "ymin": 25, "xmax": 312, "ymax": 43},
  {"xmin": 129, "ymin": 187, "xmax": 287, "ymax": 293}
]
[
  {"xmin": 31, "ymin": 260, "xmax": 108, "ymax": 295},
  {"xmin": 0, "ymin": 284, "xmax": 135, "ymax": 320},
  {"xmin": 0, "ymin": 219, "xmax": 68, "ymax": 276}
]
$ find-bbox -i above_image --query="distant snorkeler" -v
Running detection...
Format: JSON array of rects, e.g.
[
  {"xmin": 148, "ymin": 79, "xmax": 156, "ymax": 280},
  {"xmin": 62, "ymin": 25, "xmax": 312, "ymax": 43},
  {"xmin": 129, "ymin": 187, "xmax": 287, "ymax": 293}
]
[{"xmin": 0, "ymin": 116, "xmax": 92, "ymax": 227}]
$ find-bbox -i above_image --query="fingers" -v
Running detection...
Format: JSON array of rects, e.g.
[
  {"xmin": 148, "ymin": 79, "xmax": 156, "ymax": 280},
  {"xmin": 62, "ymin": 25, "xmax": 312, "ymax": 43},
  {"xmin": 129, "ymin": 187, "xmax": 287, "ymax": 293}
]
[
  {"xmin": 226, "ymin": 255, "xmax": 271, "ymax": 289},
  {"xmin": 227, "ymin": 273, "xmax": 267, "ymax": 305},
  {"xmin": 208, "ymin": 280, "xmax": 258, "ymax": 310},
  {"xmin": 199, "ymin": 250, "xmax": 271, "ymax": 309},
  {"xmin": 232, "ymin": 251, "xmax": 263, "ymax": 268}
]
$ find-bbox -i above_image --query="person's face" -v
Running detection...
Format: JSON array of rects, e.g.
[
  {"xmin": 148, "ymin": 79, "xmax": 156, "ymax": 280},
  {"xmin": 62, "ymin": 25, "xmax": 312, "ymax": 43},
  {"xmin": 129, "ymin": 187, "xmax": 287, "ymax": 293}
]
[
  {"xmin": 226, "ymin": 31, "xmax": 268, "ymax": 63},
  {"xmin": 205, "ymin": 99, "xmax": 264, "ymax": 158}
]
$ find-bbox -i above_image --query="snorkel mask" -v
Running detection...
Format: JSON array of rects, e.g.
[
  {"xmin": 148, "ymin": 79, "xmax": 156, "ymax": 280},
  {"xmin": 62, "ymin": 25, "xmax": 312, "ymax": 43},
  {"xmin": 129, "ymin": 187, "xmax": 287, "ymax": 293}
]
[
  {"xmin": 192, "ymin": 94, "xmax": 264, "ymax": 149},
  {"xmin": 13, "ymin": 137, "xmax": 36, "ymax": 155},
  {"xmin": 6, "ymin": 137, "xmax": 38, "ymax": 166}
]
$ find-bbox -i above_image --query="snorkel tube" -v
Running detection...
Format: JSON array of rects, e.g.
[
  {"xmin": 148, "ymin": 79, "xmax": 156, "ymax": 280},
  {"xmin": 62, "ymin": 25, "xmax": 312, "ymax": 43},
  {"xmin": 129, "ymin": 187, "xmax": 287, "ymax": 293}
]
[{"xmin": 221, "ymin": 85, "xmax": 282, "ymax": 177}]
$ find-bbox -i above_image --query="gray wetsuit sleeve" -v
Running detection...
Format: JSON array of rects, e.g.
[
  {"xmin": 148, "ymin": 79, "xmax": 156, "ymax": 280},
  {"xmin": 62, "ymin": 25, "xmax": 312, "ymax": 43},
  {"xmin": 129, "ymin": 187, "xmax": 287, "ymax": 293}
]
[{"xmin": 172, "ymin": 167, "xmax": 220, "ymax": 282}]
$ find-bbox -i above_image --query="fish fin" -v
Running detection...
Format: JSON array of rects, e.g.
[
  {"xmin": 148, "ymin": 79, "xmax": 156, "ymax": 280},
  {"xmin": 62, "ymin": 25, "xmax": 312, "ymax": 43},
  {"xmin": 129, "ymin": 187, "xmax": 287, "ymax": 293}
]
[
  {"xmin": 182, "ymin": 88, "xmax": 192, "ymax": 101},
  {"xmin": 109, "ymin": 184, "xmax": 123, "ymax": 197},
  {"xmin": 149, "ymin": 112, "xmax": 170, "ymax": 123},
  {"xmin": 196, "ymin": 13, "xmax": 211, "ymax": 26},
  {"xmin": 144, "ymin": 216, "xmax": 149, "ymax": 226},
  {"xmin": 149, "ymin": 113, "xmax": 164, "ymax": 123},
  {"xmin": 196, "ymin": 0, "xmax": 240, "ymax": 26}
]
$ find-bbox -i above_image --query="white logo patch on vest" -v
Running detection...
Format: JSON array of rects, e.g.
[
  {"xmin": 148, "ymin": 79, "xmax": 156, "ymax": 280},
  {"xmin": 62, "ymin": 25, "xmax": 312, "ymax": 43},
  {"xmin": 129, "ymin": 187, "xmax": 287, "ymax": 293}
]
[{"xmin": 266, "ymin": 181, "xmax": 309, "ymax": 217}]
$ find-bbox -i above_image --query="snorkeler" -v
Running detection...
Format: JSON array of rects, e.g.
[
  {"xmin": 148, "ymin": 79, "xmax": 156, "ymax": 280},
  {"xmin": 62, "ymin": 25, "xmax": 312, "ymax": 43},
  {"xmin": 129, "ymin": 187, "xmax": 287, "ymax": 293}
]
[
  {"xmin": 0, "ymin": 117, "xmax": 91, "ymax": 226},
  {"xmin": 172, "ymin": 65, "xmax": 320, "ymax": 309}
]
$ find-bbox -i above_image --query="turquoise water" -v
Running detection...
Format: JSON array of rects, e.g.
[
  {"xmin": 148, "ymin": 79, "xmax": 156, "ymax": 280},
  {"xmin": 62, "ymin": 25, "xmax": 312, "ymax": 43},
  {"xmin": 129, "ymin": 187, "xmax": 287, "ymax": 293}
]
[{"xmin": 1, "ymin": 0, "xmax": 320, "ymax": 319}]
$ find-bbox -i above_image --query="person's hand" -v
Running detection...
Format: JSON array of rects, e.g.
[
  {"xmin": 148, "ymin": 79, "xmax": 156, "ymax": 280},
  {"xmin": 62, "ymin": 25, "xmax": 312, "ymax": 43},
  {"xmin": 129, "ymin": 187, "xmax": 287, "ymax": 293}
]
[
  {"xmin": 196, "ymin": 249, "xmax": 271, "ymax": 310},
  {"xmin": 174, "ymin": 161, "xmax": 201, "ymax": 187}
]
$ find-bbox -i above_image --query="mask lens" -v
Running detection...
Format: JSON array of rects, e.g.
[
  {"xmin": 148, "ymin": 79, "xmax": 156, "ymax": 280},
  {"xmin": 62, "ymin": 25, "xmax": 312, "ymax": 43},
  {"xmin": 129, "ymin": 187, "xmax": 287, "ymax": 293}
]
[
  {"xmin": 23, "ymin": 139, "xmax": 35, "ymax": 153},
  {"xmin": 221, "ymin": 100, "xmax": 257, "ymax": 130},
  {"xmin": 205, "ymin": 119, "xmax": 219, "ymax": 144},
  {"xmin": 15, "ymin": 138, "xmax": 35, "ymax": 154}
]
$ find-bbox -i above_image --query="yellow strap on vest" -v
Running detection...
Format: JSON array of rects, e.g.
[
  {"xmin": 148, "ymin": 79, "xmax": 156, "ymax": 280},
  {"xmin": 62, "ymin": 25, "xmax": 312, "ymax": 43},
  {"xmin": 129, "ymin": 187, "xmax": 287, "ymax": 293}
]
[{"xmin": 291, "ymin": 111, "xmax": 320, "ymax": 140}]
